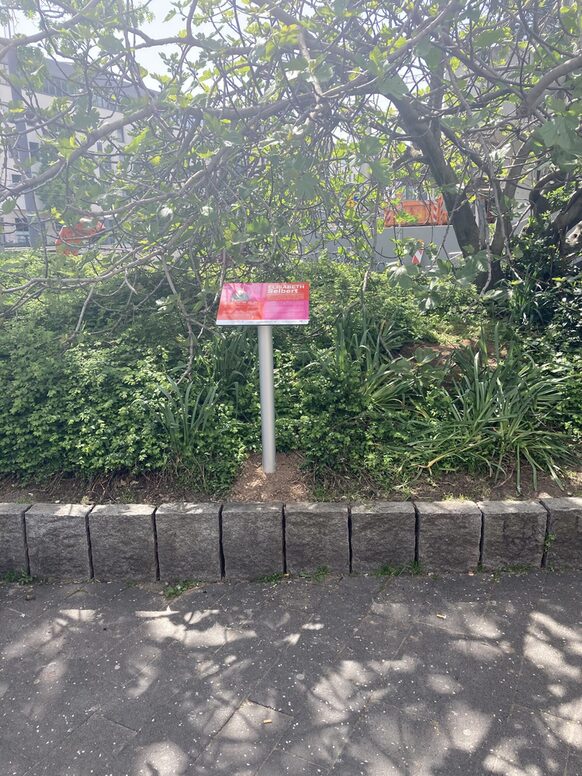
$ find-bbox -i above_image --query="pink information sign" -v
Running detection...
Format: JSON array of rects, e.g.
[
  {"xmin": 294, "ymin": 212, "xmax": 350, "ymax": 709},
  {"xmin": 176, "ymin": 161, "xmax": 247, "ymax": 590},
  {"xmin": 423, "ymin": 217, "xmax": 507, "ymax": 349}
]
[{"xmin": 216, "ymin": 282, "xmax": 310, "ymax": 325}]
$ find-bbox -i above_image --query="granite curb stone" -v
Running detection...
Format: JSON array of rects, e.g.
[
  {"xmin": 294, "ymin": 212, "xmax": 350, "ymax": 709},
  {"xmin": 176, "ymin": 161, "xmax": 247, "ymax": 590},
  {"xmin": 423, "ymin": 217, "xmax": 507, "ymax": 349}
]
[
  {"xmin": 155, "ymin": 502, "xmax": 221, "ymax": 581},
  {"xmin": 222, "ymin": 502, "xmax": 283, "ymax": 579},
  {"xmin": 479, "ymin": 500, "xmax": 547, "ymax": 569},
  {"xmin": 350, "ymin": 501, "xmax": 416, "ymax": 573},
  {"xmin": 285, "ymin": 502, "xmax": 349, "ymax": 574},
  {"xmin": 541, "ymin": 497, "xmax": 582, "ymax": 569},
  {"xmin": 26, "ymin": 503, "xmax": 92, "ymax": 579},
  {"xmin": 417, "ymin": 500, "xmax": 482, "ymax": 572},
  {"xmin": 89, "ymin": 503, "xmax": 156, "ymax": 580},
  {"xmin": 0, "ymin": 503, "xmax": 31, "ymax": 576},
  {"xmin": 1, "ymin": 498, "xmax": 580, "ymax": 583}
]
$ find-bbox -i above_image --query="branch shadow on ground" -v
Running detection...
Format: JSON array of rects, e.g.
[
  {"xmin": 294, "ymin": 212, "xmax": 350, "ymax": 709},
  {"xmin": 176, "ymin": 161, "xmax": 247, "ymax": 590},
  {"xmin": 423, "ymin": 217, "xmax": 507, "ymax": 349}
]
[{"xmin": 0, "ymin": 570, "xmax": 580, "ymax": 776}]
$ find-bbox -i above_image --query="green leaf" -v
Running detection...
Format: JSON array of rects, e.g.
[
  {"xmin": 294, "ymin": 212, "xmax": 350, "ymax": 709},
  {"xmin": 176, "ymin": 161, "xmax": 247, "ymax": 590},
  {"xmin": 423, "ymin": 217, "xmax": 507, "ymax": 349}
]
[
  {"xmin": 2, "ymin": 199, "xmax": 16, "ymax": 214},
  {"xmin": 359, "ymin": 136, "xmax": 382, "ymax": 156},
  {"xmin": 414, "ymin": 347, "xmax": 438, "ymax": 363},
  {"xmin": 537, "ymin": 116, "xmax": 581, "ymax": 154},
  {"xmin": 416, "ymin": 40, "xmax": 442, "ymax": 71},
  {"xmin": 296, "ymin": 173, "xmax": 318, "ymax": 199},
  {"xmin": 126, "ymin": 127, "xmax": 150, "ymax": 153},
  {"xmin": 474, "ymin": 29, "xmax": 507, "ymax": 48},
  {"xmin": 314, "ymin": 62, "xmax": 334, "ymax": 84},
  {"xmin": 369, "ymin": 160, "xmax": 392, "ymax": 187},
  {"xmin": 98, "ymin": 34, "xmax": 125, "ymax": 54},
  {"xmin": 388, "ymin": 263, "xmax": 416, "ymax": 289},
  {"xmin": 368, "ymin": 46, "xmax": 384, "ymax": 76},
  {"xmin": 378, "ymin": 74, "xmax": 408, "ymax": 98}
]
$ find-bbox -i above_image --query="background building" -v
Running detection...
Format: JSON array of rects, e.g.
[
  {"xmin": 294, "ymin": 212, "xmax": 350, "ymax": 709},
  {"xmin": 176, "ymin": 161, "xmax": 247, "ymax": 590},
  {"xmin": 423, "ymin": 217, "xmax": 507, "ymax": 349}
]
[{"xmin": 0, "ymin": 39, "xmax": 129, "ymax": 249}]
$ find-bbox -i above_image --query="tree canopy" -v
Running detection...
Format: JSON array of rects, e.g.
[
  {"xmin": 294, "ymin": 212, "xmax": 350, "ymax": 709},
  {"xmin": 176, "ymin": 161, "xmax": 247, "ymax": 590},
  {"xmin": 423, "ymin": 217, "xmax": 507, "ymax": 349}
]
[{"xmin": 1, "ymin": 0, "xmax": 582, "ymax": 314}]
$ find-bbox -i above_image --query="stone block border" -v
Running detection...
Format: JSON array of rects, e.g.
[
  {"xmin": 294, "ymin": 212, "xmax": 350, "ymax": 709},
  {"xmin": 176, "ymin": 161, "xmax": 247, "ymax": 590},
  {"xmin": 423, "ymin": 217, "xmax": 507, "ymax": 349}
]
[{"xmin": 0, "ymin": 498, "xmax": 580, "ymax": 581}]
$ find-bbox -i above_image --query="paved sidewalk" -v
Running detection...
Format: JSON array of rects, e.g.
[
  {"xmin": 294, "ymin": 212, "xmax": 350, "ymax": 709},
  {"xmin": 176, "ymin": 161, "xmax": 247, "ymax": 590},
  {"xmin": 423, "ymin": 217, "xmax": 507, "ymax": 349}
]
[{"xmin": 1, "ymin": 570, "xmax": 581, "ymax": 776}]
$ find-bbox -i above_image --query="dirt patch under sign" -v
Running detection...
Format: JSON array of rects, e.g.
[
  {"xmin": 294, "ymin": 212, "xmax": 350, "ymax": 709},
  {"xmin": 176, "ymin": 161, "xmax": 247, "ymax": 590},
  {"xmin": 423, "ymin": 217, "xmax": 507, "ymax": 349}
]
[{"xmin": 229, "ymin": 452, "xmax": 311, "ymax": 502}]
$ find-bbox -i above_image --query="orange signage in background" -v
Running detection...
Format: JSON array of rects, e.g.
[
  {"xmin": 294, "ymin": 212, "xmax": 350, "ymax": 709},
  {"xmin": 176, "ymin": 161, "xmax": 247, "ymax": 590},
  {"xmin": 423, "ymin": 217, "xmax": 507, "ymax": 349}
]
[
  {"xmin": 384, "ymin": 195, "xmax": 448, "ymax": 227},
  {"xmin": 55, "ymin": 218, "xmax": 105, "ymax": 255}
]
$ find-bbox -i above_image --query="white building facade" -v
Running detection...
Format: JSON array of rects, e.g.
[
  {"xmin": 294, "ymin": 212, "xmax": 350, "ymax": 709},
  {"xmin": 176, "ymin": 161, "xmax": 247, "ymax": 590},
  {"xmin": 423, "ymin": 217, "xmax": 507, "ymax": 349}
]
[{"xmin": 0, "ymin": 41, "xmax": 129, "ymax": 248}]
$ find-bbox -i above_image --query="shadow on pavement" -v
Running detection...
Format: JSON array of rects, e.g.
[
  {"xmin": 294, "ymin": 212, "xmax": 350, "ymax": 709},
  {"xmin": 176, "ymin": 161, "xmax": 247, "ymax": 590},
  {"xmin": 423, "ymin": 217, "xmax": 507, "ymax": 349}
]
[{"xmin": 0, "ymin": 570, "xmax": 581, "ymax": 775}]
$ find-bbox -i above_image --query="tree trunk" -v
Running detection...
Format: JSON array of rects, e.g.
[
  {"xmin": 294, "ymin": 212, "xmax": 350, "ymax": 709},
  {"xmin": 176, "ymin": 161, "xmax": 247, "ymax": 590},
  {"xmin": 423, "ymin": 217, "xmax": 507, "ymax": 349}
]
[
  {"xmin": 548, "ymin": 189, "xmax": 582, "ymax": 253},
  {"xmin": 391, "ymin": 97, "xmax": 489, "ymax": 285}
]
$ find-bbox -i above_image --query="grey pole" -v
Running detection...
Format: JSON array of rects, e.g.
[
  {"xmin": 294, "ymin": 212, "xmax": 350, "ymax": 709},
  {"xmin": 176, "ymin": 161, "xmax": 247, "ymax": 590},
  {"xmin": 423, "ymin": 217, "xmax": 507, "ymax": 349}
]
[{"xmin": 257, "ymin": 324, "xmax": 276, "ymax": 473}]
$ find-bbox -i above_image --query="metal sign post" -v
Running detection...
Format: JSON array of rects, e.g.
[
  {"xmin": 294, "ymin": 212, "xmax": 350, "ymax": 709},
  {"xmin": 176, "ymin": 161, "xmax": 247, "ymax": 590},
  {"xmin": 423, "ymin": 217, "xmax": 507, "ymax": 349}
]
[
  {"xmin": 257, "ymin": 325, "xmax": 276, "ymax": 473},
  {"xmin": 216, "ymin": 282, "xmax": 309, "ymax": 474}
]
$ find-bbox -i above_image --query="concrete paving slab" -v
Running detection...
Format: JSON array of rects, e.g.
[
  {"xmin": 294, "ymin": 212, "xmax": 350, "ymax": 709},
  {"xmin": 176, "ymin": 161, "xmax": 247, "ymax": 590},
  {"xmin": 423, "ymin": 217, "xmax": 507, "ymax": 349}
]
[
  {"xmin": 1, "ymin": 711, "xmax": 47, "ymax": 776},
  {"xmin": 513, "ymin": 607, "xmax": 582, "ymax": 722},
  {"xmin": 278, "ymin": 711, "xmax": 358, "ymax": 770},
  {"xmin": 370, "ymin": 625, "xmax": 521, "ymax": 717},
  {"xmin": 484, "ymin": 704, "xmax": 577, "ymax": 776},
  {"xmin": 330, "ymin": 700, "xmax": 489, "ymax": 776},
  {"xmin": 303, "ymin": 587, "xmax": 382, "ymax": 644},
  {"xmin": 220, "ymin": 577, "xmax": 331, "ymax": 614},
  {"xmin": 0, "ymin": 651, "xmax": 145, "ymax": 746},
  {"xmin": 1, "ymin": 580, "xmax": 122, "ymax": 624},
  {"xmin": 566, "ymin": 753, "xmax": 582, "ymax": 775},
  {"xmin": 256, "ymin": 749, "xmax": 329, "ymax": 775},
  {"xmin": 191, "ymin": 700, "xmax": 292, "ymax": 775},
  {"xmin": 24, "ymin": 714, "xmax": 137, "ymax": 776},
  {"xmin": 371, "ymin": 573, "xmax": 491, "ymax": 636},
  {"xmin": 249, "ymin": 630, "xmax": 348, "ymax": 716},
  {"xmin": 106, "ymin": 688, "xmax": 238, "ymax": 770},
  {"xmin": 0, "ymin": 570, "xmax": 580, "ymax": 776},
  {"xmin": 344, "ymin": 614, "xmax": 413, "ymax": 679},
  {"xmin": 221, "ymin": 601, "xmax": 313, "ymax": 648}
]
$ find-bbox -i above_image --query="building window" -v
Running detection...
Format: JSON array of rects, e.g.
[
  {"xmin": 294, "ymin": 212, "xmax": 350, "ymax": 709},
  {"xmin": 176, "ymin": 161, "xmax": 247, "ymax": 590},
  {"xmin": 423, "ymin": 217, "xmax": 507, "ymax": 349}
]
[{"xmin": 15, "ymin": 217, "xmax": 30, "ymax": 246}]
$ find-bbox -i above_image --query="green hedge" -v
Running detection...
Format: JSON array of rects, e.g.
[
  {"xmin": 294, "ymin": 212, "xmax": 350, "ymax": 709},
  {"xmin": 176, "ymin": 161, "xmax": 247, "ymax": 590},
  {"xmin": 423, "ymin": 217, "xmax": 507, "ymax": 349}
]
[{"xmin": 0, "ymin": 255, "xmax": 578, "ymax": 495}]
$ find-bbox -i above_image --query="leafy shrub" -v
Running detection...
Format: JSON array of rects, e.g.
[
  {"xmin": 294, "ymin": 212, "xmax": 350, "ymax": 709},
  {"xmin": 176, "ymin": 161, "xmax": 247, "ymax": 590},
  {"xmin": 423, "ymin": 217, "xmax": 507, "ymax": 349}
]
[
  {"xmin": 61, "ymin": 342, "xmax": 168, "ymax": 474},
  {"xmin": 158, "ymin": 378, "xmax": 218, "ymax": 463},
  {"xmin": 0, "ymin": 322, "xmax": 70, "ymax": 476},
  {"xmin": 407, "ymin": 336, "xmax": 572, "ymax": 490},
  {"xmin": 503, "ymin": 220, "xmax": 581, "ymax": 334},
  {"xmin": 0, "ymin": 313, "xmax": 168, "ymax": 477},
  {"xmin": 296, "ymin": 366, "xmax": 369, "ymax": 474},
  {"xmin": 289, "ymin": 310, "xmax": 413, "ymax": 478},
  {"xmin": 0, "ymin": 253, "xmax": 577, "ymax": 495},
  {"xmin": 550, "ymin": 351, "xmax": 582, "ymax": 441},
  {"xmin": 282, "ymin": 257, "xmax": 434, "ymax": 351},
  {"xmin": 172, "ymin": 404, "xmax": 247, "ymax": 495},
  {"xmin": 157, "ymin": 376, "xmax": 247, "ymax": 493},
  {"xmin": 543, "ymin": 277, "xmax": 582, "ymax": 351}
]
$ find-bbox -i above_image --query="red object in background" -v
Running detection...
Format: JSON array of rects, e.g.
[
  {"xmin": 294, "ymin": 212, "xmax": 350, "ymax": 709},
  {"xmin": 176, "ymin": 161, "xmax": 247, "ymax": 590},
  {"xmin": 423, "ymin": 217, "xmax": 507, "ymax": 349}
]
[
  {"xmin": 384, "ymin": 195, "xmax": 448, "ymax": 227},
  {"xmin": 55, "ymin": 219, "xmax": 105, "ymax": 255},
  {"xmin": 411, "ymin": 250, "xmax": 423, "ymax": 265}
]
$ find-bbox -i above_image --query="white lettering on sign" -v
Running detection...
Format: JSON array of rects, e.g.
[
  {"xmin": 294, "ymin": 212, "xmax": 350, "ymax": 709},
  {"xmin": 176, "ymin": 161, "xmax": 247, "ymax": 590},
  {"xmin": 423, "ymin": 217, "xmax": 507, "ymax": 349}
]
[{"xmin": 268, "ymin": 284, "xmax": 303, "ymax": 294}]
